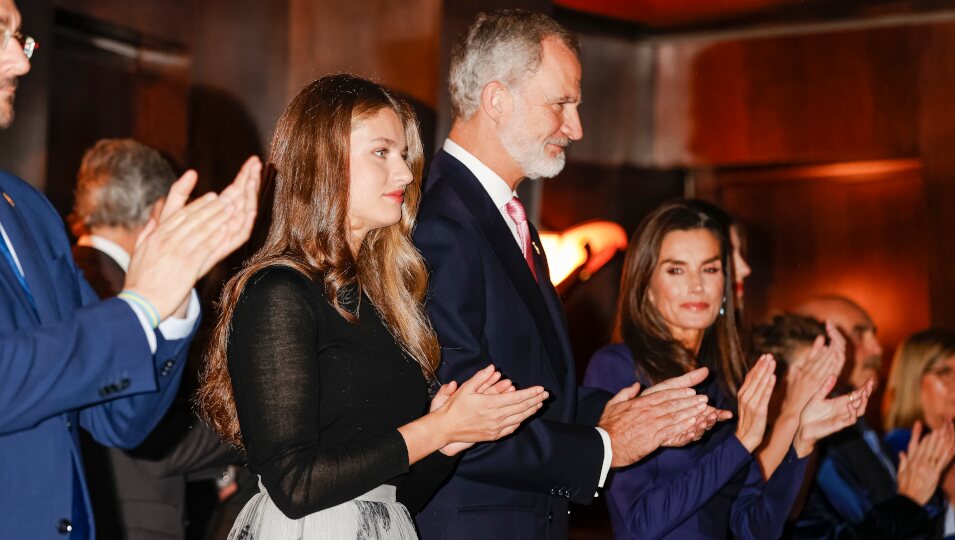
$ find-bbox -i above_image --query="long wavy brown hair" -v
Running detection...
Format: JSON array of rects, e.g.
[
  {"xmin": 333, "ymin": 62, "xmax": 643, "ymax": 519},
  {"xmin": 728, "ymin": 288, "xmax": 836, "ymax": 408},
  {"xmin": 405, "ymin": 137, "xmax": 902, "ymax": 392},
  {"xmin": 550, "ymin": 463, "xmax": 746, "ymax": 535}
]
[
  {"xmin": 197, "ymin": 74, "xmax": 440, "ymax": 448},
  {"xmin": 614, "ymin": 200, "xmax": 747, "ymax": 397}
]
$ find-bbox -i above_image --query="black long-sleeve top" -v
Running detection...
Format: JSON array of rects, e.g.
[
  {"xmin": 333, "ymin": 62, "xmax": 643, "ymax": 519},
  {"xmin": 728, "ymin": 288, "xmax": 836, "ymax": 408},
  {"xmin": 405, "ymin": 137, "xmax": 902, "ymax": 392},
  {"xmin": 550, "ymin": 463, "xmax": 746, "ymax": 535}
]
[{"xmin": 227, "ymin": 266, "xmax": 455, "ymax": 519}]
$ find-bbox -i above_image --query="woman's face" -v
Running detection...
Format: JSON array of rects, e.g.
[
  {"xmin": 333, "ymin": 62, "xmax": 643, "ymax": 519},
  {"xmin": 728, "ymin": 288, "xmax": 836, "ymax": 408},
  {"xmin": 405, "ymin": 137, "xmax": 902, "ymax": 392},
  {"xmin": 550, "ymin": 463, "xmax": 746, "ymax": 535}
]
[
  {"xmin": 648, "ymin": 229, "xmax": 725, "ymax": 349},
  {"xmin": 347, "ymin": 107, "xmax": 413, "ymax": 247},
  {"xmin": 730, "ymin": 226, "xmax": 751, "ymax": 301},
  {"xmin": 920, "ymin": 354, "xmax": 955, "ymax": 430}
]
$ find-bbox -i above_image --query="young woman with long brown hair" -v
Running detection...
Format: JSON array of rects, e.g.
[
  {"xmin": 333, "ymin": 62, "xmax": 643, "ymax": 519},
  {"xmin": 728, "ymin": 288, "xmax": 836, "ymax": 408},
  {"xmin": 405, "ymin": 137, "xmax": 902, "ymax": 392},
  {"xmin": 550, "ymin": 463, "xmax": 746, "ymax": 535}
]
[{"xmin": 197, "ymin": 74, "xmax": 548, "ymax": 538}]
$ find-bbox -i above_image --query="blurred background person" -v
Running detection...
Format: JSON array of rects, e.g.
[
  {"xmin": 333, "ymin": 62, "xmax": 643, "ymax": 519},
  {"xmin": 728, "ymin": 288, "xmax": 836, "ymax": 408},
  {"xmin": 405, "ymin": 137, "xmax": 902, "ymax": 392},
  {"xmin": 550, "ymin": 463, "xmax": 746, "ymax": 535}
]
[
  {"xmin": 778, "ymin": 300, "xmax": 955, "ymax": 539},
  {"xmin": 883, "ymin": 328, "xmax": 955, "ymax": 539},
  {"xmin": 70, "ymin": 138, "xmax": 243, "ymax": 540},
  {"xmin": 584, "ymin": 201, "xmax": 866, "ymax": 539}
]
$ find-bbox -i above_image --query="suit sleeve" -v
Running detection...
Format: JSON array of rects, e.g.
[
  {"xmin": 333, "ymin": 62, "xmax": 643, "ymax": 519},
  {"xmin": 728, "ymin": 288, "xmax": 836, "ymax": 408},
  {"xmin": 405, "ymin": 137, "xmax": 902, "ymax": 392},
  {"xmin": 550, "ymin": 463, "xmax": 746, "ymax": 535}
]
[
  {"xmin": 0, "ymin": 297, "xmax": 175, "ymax": 438},
  {"xmin": 0, "ymin": 179, "xmax": 194, "ymax": 442},
  {"xmin": 414, "ymin": 214, "xmax": 604, "ymax": 505},
  {"xmin": 730, "ymin": 447, "xmax": 809, "ymax": 540},
  {"xmin": 583, "ymin": 347, "xmax": 754, "ymax": 539},
  {"xmin": 229, "ymin": 267, "xmax": 411, "ymax": 519}
]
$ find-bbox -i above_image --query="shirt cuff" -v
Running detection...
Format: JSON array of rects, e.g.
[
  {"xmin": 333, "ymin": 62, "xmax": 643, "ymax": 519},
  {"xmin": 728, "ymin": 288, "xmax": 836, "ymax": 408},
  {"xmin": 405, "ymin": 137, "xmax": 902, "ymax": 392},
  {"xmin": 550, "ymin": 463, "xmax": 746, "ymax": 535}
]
[
  {"xmin": 158, "ymin": 289, "xmax": 200, "ymax": 340},
  {"xmin": 120, "ymin": 297, "xmax": 158, "ymax": 354},
  {"xmin": 595, "ymin": 426, "xmax": 613, "ymax": 489}
]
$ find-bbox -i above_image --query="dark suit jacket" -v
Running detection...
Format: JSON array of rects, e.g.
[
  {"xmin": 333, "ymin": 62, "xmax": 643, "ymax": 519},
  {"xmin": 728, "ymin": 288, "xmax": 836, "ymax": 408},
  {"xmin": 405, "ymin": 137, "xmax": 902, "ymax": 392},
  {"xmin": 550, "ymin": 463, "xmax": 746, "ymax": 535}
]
[
  {"xmin": 413, "ymin": 150, "xmax": 610, "ymax": 540},
  {"xmin": 0, "ymin": 172, "xmax": 193, "ymax": 539},
  {"xmin": 73, "ymin": 244, "xmax": 240, "ymax": 540}
]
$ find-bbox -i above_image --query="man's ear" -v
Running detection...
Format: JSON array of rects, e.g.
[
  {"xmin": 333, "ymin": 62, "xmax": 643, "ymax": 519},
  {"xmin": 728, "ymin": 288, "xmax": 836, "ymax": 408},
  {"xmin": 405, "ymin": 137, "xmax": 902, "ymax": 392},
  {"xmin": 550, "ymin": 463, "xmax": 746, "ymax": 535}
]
[
  {"xmin": 480, "ymin": 81, "xmax": 512, "ymax": 124},
  {"xmin": 148, "ymin": 197, "xmax": 166, "ymax": 223}
]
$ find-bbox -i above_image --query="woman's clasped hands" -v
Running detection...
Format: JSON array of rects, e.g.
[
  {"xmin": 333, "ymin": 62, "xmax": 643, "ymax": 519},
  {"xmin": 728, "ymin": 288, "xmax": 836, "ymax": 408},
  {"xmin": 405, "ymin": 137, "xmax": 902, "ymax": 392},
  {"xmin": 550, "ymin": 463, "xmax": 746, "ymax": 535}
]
[{"xmin": 429, "ymin": 365, "xmax": 548, "ymax": 456}]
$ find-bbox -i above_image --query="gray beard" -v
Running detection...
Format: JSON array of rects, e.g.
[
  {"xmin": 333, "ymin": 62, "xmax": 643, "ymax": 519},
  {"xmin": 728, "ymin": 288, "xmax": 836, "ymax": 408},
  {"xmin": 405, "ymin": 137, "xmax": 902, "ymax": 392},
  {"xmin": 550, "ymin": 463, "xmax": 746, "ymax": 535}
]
[{"xmin": 500, "ymin": 120, "xmax": 567, "ymax": 179}]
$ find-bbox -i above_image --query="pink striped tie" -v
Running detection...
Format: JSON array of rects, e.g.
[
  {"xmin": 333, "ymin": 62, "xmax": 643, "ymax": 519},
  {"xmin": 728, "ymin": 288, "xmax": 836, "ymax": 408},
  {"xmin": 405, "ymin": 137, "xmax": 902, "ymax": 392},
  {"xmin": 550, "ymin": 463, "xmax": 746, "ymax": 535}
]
[{"xmin": 505, "ymin": 196, "xmax": 537, "ymax": 281}]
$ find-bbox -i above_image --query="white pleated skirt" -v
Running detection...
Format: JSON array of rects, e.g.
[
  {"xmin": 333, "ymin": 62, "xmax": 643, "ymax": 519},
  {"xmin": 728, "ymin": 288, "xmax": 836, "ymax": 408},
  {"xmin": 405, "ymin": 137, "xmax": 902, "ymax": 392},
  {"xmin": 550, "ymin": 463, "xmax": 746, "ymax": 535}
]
[{"xmin": 228, "ymin": 480, "xmax": 418, "ymax": 540}]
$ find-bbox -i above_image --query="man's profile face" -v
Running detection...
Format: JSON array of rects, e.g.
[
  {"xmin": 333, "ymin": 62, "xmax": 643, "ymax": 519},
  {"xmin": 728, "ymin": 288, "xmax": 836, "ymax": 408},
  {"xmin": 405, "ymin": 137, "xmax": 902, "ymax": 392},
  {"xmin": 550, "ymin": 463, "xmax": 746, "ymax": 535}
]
[
  {"xmin": 804, "ymin": 298, "xmax": 884, "ymax": 391},
  {"xmin": 499, "ymin": 37, "xmax": 582, "ymax": 179},
  {"xmin": 0, "ymin": 0, "xmax": 30, "ymax": 129}
]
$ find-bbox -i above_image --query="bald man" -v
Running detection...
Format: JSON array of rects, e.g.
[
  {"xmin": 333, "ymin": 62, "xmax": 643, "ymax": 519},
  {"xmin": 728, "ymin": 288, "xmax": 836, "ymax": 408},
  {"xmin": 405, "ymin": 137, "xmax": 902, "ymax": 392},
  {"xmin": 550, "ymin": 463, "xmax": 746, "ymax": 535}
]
[
  {"xmin": 787, "ymin": 295, "xmax": 937, "ymax": 539},
  {"xmin": 797, "ymin": 296, "xmax": 883, "ymax": 393}
]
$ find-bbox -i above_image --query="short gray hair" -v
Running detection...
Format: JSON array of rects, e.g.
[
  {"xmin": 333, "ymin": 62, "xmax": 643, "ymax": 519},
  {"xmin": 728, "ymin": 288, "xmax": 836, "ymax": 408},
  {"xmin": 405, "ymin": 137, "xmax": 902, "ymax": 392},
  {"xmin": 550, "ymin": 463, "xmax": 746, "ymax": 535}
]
[
  {"xmin": 71, "ymin": 138, "xmax": 176, "ymax": 234},
  {"xmin": 449, "ymin": 9, "xmax": 579, "ymax": 121}
]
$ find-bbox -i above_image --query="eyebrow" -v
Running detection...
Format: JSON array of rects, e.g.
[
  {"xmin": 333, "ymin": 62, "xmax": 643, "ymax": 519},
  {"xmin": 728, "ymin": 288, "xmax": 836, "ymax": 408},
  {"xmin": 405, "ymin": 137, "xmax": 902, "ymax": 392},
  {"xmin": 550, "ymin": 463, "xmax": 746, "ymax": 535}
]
[
  {"xmin": 852, "ymin": 324, "xmax": 876, "ymax": 335},
  {"xmin": 550, "ymin": 95, "xmax": 581, "ymax": 105},
  {"xmin": 369, "ymin": 137, "xmax": 408, "ymax": 151},
  {"xmin": 659, "ymin": 255, "xmax": 721, "ymax": 266}
]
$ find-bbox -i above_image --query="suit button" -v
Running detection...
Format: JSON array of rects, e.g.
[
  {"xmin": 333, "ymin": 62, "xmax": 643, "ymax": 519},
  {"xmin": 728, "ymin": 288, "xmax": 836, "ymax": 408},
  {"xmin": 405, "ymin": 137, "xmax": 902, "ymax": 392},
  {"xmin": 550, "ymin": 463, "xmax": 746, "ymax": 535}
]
[
  {"xmin": 57, "ymin": 519, "xmax": 72, "ymax": 533},
  {"xmin": 547, "ymin": 511, "xmax": 553, "ymax": 523},
  {"xmin": 99, "ymin": 387, "xmax": 109, "ymax": 397},
  {"xmin": 549, "ymin": 488, "xmax": 556, "ymax": 495},
  {"xmin": 65, "ymin": 420, "xmax": 72, "ymax": 431},
  {"xmin": 119, "ymin": 378, "xmax": 130, "ymax": 390}
]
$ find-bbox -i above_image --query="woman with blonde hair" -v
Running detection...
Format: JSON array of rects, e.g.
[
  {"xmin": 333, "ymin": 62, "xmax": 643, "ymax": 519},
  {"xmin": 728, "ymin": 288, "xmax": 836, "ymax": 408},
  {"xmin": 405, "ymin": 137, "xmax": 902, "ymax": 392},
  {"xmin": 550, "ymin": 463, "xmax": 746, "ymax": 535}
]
[
  {"xmin": 197, "ymin": 74, "xmax": 548, "ymax": 538},
  {"xmin": 882, "ymin": 329, "xmax": 955, "ymax": 535}
]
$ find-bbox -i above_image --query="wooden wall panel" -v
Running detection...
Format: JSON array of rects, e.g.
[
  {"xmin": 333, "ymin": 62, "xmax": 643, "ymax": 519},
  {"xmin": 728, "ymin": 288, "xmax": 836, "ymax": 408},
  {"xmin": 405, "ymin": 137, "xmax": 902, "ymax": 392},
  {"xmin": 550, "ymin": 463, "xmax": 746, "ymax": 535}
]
[
  {"xmin": 55, "ymin": 0, "xmax": 190, "ymax": 43},
  {"xmin": 655, "ymin": 25, "xmax": 920, "ymax": 166},
  {"xmin": 719, "ymin": 163, "xmax": 931, "ymax": 359},
  {"xmin": 288, "ymin": 0, "xmax": 442, "ymax": 109},
  {"xmin": 918, "ymin": 23, "xmax": 955, "ymax": 327}
]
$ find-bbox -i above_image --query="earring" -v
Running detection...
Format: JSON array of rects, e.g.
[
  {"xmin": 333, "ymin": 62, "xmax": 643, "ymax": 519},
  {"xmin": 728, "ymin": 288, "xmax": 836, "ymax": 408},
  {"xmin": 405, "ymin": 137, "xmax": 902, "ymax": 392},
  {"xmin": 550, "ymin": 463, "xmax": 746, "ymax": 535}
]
[{"xmin": 719, "ymin": 296, "xmax": 726, "ymax": 316}]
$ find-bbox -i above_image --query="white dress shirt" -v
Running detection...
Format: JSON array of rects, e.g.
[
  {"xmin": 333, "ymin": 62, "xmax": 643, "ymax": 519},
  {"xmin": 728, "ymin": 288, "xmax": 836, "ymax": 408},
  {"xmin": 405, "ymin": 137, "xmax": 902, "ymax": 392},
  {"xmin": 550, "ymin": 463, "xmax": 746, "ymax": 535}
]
[{"xmin": 442, "ymin": 139, "xmax": 613, "ymax": 490}]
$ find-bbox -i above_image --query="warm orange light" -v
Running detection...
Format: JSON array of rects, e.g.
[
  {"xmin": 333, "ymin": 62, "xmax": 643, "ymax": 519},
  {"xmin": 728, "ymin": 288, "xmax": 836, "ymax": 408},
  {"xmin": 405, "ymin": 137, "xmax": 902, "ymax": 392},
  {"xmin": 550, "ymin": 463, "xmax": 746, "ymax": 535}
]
[{"xmin": 539, "ymin": 220, "xmax": 628, "ymax": 286}]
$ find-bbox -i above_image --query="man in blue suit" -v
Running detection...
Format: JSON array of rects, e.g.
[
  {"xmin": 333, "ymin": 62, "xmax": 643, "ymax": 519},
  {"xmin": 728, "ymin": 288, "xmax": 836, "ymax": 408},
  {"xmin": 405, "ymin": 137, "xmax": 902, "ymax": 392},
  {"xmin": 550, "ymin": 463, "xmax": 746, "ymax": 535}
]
[
  {"xmin": 414, "ymin": 10, "xmax": 721, "ymax": 539},
  {"xmin": 0, "ymin": 2, "xmax": 261, "ymax": 536}
]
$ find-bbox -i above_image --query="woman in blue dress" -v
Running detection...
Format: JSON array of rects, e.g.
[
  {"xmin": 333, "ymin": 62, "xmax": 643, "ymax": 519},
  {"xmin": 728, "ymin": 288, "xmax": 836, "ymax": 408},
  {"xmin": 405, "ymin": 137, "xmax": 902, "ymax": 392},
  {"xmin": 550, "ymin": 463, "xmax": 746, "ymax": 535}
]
[{"xmin": 584, "ymin": 201, "xmax": 870, "ymax": 540}]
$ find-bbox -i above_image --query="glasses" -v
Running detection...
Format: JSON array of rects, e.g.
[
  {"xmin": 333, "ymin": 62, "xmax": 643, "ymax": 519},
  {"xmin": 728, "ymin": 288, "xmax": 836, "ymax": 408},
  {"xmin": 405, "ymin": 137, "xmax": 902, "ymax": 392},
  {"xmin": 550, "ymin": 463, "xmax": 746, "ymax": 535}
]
[
  {"xmin": 925, "ymin": 365, "xmax": 955, "ymax": 383},
  {"xmin": 1, "ymin": 29, "xmax": 36, "ymax": 60}
]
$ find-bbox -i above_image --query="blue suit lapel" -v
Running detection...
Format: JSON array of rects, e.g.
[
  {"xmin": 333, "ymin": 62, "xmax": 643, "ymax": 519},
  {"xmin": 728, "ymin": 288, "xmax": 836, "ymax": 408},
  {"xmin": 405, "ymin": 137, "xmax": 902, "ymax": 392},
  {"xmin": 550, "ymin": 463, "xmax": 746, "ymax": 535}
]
[
  {"xmin": 0, "ymin": 190, "xmax": 61, "ymax": 323},
  {"xmin": 430, "ymin": 151, "xmax": 569, "ymax": 383}
]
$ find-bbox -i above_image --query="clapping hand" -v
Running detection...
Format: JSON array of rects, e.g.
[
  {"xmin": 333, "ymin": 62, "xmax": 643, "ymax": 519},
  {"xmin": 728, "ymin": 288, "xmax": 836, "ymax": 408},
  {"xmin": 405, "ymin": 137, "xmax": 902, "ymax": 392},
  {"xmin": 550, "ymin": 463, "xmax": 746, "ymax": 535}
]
[
  {"xmin": 429, "ymin": 365, "xmax": 548, "ymax": 457},
  {"xmin": 898, "ymin": 420, "xmax": 955, "ymax": 505},
  {"xmin": 599, "ymin": 367, "xmax": 733, "ymax": 467},
  {"xmin": 781, "ymin": 321, "xmax": 846, "ymax": 416},
  {"xmin": 735, "ymin": 355, "xmax": 777, "ymax": 452},
  {"xmin": 124, "ymin": 156, "xmax": 262, "ymax": 321},
  {"xmin": 793, "ymin": 376, "xmax": 872, "ymax": 457}
]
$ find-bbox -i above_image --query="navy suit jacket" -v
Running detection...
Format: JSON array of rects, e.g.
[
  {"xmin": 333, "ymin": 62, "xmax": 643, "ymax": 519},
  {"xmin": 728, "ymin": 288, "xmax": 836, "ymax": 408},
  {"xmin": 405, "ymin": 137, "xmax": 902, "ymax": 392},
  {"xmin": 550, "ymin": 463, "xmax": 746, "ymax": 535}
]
[
  {"xmin": 413, "ymin": 150, "xmax": 610, "ymax": 540},
  {"xmin": 0, "ymin": 173, "xmax": 193, "ymax": 539},
  {"xmin": 788, "ymin": 423, "xmax": 935, "ymax": 539}
]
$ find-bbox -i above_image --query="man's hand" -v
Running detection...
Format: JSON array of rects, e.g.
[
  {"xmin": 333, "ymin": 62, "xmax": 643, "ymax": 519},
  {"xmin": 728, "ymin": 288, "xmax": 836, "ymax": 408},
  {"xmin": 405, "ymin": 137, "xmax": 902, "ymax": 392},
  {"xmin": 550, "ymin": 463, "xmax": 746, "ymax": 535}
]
[
  {"xmin": 793, "ymin": 376, "xmax": 871, "ymax": 457},
  {"xmin": 781, "ymin": 321, "xmax": 846, "ymax": 416},
  {"xmin": 124, "ymin": 156, "xmax": 262, "ymax": 321},
  {"xmin": 600, "ymin": 368, "xmax": 718, "ymax": 468}
]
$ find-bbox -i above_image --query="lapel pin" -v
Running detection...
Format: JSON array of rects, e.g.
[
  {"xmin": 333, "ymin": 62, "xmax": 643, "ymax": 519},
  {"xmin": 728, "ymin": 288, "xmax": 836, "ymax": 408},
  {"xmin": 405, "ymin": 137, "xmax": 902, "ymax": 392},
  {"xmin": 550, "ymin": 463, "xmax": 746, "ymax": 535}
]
[
  {"xmin": 2, "ymin": 192, "xmax": 12, "ymax": 207},
  {"xmin": 532, "ymin": 241, "xmax": 541, "ymax": 256}
]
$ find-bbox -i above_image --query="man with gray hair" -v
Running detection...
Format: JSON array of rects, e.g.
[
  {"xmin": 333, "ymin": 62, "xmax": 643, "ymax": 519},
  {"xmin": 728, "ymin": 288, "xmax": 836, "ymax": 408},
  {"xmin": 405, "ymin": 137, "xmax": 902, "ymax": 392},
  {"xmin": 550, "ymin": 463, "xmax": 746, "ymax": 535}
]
[
  {"xmin": 0, "ymin": 1, "xmax": 261, "ymax": 536},
  {"xmin": 71, "ymin": 138, "xmax": 241, "ymax": 540},
  {"xmin": 414, "ymin": 9, "xmax": 722, "ymax": 539},
  {"xmin": 70, "ymin": 139, "xmax": 177, "ymax": 293}
]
